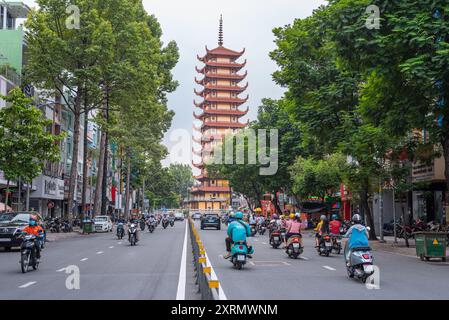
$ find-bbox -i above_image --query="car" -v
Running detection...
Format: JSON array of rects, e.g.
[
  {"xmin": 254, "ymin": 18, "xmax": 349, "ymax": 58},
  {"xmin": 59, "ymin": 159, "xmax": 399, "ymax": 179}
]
[
  {"xmin": 0, "ymin": 212, "xmax": 44, "ymax": 251},
  {"xmin": 200, "ymin": 214, "xmax": 221, "ymax": 230},
  {"xmin": 174, "ymin": 212, "xmax": 184, "ymax": 221},
  {"xmin": 192, "ymin": 212, "xmax": 202, "ymax": 220},
  {"xmin": 0, "ymin": 212, "xmax": 16, "ymax": 225},
  {"xmin": 93, "ymin": 216, "xmax": 113, "ymax": 232}
]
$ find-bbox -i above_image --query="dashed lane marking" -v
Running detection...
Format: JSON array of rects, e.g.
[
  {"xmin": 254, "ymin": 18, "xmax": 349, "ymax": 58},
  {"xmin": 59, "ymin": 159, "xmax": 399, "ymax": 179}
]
[
  {"xmin": 323, "ymin": 265, "xmax": 336, "ymax": 271},
  {"xmin": 80, "ymin": 258, "xmax": 88, "ymax": 262},
  {"xmin": 96, "ymin": 251, "xmax": 103, "ymax": 255},
  {"xmin": 109, "ymin": 246, "xmax": 114, "ymax": 249},
  {"xmin": 56, "ymin": 267, "xmax": 66, "ymax": 272},
  {"xmin": 19, "ymin": 282, "xmax": 36, "ymax": 288}
]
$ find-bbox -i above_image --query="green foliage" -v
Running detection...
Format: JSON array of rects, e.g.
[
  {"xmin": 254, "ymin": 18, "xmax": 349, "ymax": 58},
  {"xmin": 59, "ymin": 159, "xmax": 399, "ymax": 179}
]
[{"xmin": 0, "ymin": 88, "xmax": 63, "ymax": 182}]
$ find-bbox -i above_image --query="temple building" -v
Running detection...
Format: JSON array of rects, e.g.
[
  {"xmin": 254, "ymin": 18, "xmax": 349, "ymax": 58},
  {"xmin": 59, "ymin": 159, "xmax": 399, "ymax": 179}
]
[{"xmin": 190, "ymin": 16, "xmax": 249, "ymax": 211}]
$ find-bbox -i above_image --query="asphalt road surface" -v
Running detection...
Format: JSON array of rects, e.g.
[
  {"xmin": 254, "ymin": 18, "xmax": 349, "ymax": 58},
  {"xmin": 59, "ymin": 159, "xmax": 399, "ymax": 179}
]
[
  {"xmin": 0, "ymin": 220, "xmax": 196, "ymax": 300},
  {"xmin": 194, "ymin": 220, "xmax": 449, "ymax": 300}
]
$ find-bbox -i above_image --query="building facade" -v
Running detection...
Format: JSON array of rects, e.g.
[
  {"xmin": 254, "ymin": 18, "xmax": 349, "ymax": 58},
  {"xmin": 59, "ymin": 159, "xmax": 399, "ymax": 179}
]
[{"xmin": 190, "ymin": 16, "xmax": 249, "ymax": 211}]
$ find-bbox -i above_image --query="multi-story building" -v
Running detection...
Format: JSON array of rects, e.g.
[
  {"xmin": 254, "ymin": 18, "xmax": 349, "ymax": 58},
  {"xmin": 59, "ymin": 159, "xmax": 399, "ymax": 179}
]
[{"xmin": 190, "ymin": 16, "xmax": 249, "ymax": 211}]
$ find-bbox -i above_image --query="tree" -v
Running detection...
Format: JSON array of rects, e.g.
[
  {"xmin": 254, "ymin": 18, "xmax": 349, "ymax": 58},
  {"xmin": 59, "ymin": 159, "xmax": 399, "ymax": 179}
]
[
  {"xmin": 0, "ymin": 88, "xmax": 63, "ymax": 209},
  {"xmin": 168, "ymin": 164, "xmax": 194, "ymax": 203}
]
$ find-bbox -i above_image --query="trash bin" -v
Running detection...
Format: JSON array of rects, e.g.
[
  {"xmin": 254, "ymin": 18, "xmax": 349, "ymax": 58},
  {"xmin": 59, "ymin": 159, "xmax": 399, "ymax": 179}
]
[
  {"xmin": 82, "ymin": 220, "xmax": 93, "ymax": 234},
  {"xmin": 414, "ymin": 232, "xmax": 447, "ymax": 262}
]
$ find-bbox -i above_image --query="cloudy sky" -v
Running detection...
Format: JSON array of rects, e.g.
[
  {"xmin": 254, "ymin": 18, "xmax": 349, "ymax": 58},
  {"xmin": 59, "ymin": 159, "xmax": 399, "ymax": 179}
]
[{"xmin": 22, "ymin": 0, "xmax": 327, "ymax": 167}]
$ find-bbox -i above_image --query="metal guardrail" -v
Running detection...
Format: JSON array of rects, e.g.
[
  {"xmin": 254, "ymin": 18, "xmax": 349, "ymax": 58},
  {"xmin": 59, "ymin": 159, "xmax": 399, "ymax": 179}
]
[{"xmin": 189, "ymin": 217, "xmax": 220, "ymax": 300}]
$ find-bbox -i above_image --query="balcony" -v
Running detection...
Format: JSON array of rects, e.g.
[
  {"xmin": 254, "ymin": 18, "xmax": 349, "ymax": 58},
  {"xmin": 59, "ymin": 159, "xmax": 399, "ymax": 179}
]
[{"xmin": 0, "ymin": 64, "xmax": 21, "ymax": 86}]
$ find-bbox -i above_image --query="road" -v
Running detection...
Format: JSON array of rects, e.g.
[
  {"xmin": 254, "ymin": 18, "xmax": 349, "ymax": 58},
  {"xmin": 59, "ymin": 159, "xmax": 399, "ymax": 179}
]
[
  {"xmin": 0, "ymin": 220, "xmax": 198, "ymax": 300},
  {"xmin": 194, "ymin": 220, "xmax": 449, "ymax": 300}
]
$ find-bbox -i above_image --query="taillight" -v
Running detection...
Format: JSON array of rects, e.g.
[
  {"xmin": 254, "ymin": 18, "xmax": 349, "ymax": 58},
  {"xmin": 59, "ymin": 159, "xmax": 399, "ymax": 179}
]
[
  {"xmin": 293, "ymin": 238, "xmax": 300, "ymax": 243},
  {"xmin": 239, "ymin": 245, "xmax": 243, "ymax": 250},
  {"xmin": 324, "ymin": 236, "xmax": 330, "ymax": 241},
  {"xmin": 362, "ymin": 254, "xmax": 370, "ymax": 259}
]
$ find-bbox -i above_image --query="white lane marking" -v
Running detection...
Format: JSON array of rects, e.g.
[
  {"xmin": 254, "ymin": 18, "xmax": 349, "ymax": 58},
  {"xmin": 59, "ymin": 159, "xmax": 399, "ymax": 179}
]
[
  {"xmin": 80, "ymin": 258, "xmax": 88, "ymax": 262},
  {"xmin": 96, "ymin": 251, "xmax": 103, "ymax": 255},
  {"xmin": 300, "ymin": 256, "xmax": 309, "ymax": 260},
  {"xmin": 118, "ymin": 242, "xmax": 122, "ymax": 245},
  {"xmin": 218, "ymin": 254, "xmax": 223, "ymax": 258},
  {"xmin": 254, "ymin": 239, "xmax": 259, "ymax": 242},
  {"xmin": 249, "ymin": 261, "xmax": 255, "ymax": 266},
  {"xmin": 282, "ymin": 262, "xmax": 291, "ymax": 266},
  {"xmin": 19, "ymin": 281, "xmax": 36, "ymax": 288},
  {"xmin": 176, "ymin": 220, "xmax": 188, "ymax": 300},
  {"xmin": 204, "ymin": 250, "xmax": 228, "ymax": 300},
  {"xmin": 56, "ymin": 267, "xmax": 66, "ymax": 272},
  {"xmin": 323, "ymin": 265, "xmax": 336, "ymax": 271},
  {"xmin": 109, "ymin": 246, "xmax": 114, "ymax": 249},
  {"xmin": 262, "ymin": 242, "xmax": 267, "ymax": 245}
]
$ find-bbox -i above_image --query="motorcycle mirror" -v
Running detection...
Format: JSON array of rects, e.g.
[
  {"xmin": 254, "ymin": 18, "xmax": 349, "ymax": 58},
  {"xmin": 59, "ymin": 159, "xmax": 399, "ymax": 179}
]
[{"xmin": 366, "ymin": 226, "xmax": 371, "ymax": 231}]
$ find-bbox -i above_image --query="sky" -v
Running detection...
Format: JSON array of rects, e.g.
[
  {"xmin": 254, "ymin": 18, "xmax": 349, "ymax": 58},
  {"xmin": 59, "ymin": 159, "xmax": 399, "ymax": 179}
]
[{"xmin": 21, "ymin": 0, "xmax": 327, "ymax": 167}]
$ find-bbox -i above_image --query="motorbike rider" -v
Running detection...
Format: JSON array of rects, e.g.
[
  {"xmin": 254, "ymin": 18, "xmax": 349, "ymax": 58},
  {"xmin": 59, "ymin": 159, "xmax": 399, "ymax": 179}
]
[
  {"xmin": 330, "ymin": 214, "xmax": 342, "ymax": 236},
  {"xmin": 21, "ymin": 215, "xmax": 44, "ymax": 261},
  {"xmin": 315, "ymin": 215, "xmax": 329, "ymax": 248},
  {"xmin": 269, "ymin": 213, "xmax": 281, "ymax": 235},
  {"xmin": 128, "ymin": 215, "xmax": 140, "ymax": 242},
  {"xmin": 343, "ymin": 214, "xmax": 369, "ymax": 265},
  {"xmin": 224, "ymin": 211, "xmax": 252, "ymax": 259},
  {"xmin": 285, "ymin": 213, "xmax": 304, "ymax": 247}
]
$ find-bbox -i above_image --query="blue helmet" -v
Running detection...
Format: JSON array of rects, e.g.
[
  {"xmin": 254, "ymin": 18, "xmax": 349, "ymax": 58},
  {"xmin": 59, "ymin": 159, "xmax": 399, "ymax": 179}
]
[
  {"xmin": 332, "ymin": 214, "xmax": 338, "ymax": 221},
  {"xmin": 235, "ymin": 212, "xmax": 243, "ymax": 219}
]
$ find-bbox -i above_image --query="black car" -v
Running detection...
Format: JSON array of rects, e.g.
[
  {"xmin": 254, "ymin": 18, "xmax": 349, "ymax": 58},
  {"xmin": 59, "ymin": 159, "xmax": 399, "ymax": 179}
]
[
  {"xmin": 0, "ymin": 212, "xmax": 44, "ymax": 251},
  {"xmin": 200, "ymin": 214, "xmax": 221, "ymax": 230}
]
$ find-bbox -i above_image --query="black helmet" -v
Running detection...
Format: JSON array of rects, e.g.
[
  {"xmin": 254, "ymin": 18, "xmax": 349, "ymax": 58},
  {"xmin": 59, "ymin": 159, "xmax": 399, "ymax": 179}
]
[{"xmin": 352, "ymin": 214, "xmax": 362, "ymax": 224}]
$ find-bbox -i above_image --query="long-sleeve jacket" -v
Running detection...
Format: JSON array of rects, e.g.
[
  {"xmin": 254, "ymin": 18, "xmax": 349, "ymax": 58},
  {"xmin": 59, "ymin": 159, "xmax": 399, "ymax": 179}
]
[{"xmin": 227, "ymin": 220, "xmax": 251, "ymax": 242}]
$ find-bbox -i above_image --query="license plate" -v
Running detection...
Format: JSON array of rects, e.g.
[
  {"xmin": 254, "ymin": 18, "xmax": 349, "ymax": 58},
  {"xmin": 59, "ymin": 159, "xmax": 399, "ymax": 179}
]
[
  {"xmin": 273, "ymin": 237, "xmax": 279, "ymax": 241},
  {"xmin": 237, "ymin": 255, "xmax": 245, "ymax": 261},
  {"xmin": 293, "ymin": 243, "xmax": 300, "ymax": 248},
  {"xmin": 326, "ymin": 244, "xmax": 332, "ymax": 248},
  {"xmin": 0, "ymin": 238, "xmax": 11, "ymax": 242},
  {"xmin": 363, "ymin": 265, "xmax": 374, "ymax": 273}
]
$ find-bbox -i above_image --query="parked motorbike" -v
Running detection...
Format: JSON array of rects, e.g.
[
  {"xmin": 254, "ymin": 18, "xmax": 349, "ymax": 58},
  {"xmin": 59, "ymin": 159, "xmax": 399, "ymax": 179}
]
[
  {"xmin": 49, "ymin": 218, "xmax": 61, "ymax": 233},
  {"xmin": 229, "ymin": 241, "xmax": 253, "ymax": 270},
  {"xmin": 269, "ymin": 231, "xmax": 282, "ymax": 249},
  {"xmin": 286, "ymin": 235, "xmax": 303, "ymax": 259},
  {"xmin": 345, "ymin": 243, "xmax": 374, "ymax": 283},
  {"xmin": 128, "ymin": 223, "xmax": 138, "ymax": 246},
  {"xmin": 117, "ymin": 222, "xmax": 125, "ymax": 239},
  {"xmin": 317, "ymin": 234, "xmax": 333, "ymax": 257},
  {"xmin": 61, "ymin": 220, "xmax": 73, "ymax": 233},
  {"xmin": 20, "ymin": 234, "xmax": 40, "ymax": 273}
]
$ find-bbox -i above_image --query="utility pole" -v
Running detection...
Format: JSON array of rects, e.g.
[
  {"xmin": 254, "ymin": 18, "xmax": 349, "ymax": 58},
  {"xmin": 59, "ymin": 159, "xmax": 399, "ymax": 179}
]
[{"xmin": 379, "ymin": 181, "xmax": 385, "ymax": 242}]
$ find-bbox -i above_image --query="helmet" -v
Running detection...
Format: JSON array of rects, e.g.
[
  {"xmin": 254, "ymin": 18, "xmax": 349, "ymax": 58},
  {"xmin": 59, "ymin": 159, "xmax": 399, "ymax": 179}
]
[
  {"xmin": 230, "ymin": 212, "xmax": 235, "ymax": 217},
  {"xmin": 352, "ymin": 214, "xmax": 362, "ymax": 224},
  {"xmin": 280, "ymin": 215, "xmax": 284, "ymax": 220},
  {"xmin": 332, "ymin": 214, "xmax": 338, "ymax": 220},
  {"xmin": 272, "ymin": 214, "xmax": 279, "ymax": 219},
  {"xmin": 235, "ymin": 212, "xmax": 243, "ymax": 219},
  {"xmin": 320, "ymin": 215, "xmax": 327, "ymax": 221},
  {"xmin": 295, "ymin": 212, "xmax": 301, "ymax": 218},
  {"xmin": 289, "ymin": 213, "xmax": 295, "ymax": 219}
]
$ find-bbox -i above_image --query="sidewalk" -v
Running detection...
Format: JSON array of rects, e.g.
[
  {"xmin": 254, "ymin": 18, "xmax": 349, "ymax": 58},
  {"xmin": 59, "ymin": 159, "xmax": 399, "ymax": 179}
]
[
  {"xmin": 370, "ymin": 237, "xmax": 418, "ymax": 258},
  {"xmin": 45, "ymin": 228, "xmax": 92, "ymax": 242}
]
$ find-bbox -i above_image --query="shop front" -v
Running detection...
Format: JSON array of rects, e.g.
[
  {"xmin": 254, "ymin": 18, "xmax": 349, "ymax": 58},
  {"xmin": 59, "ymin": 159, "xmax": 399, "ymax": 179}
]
[{"xmin": 29, "ymin": 175, "xmax": 65, "ymax": 218}]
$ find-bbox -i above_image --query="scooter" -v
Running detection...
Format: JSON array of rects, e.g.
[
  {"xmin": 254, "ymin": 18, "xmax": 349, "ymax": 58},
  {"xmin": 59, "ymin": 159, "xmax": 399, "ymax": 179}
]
[
  {"xmin": 139, "ymin": 220, "xmax": 146, "ymax": 231},
  {"xmin": 250, "ymin": 224, "xmax": 257, "ymax": 237},
  {"xmin": 317, "ymin": 234, "xmax": 333, "ymax": 257},
  {"xmin": 229, "ymin": 241, "xmax": 254, "ymax": 270},
  {"xmin": 269, "ymin": 231, "xmax": 282, "ymax": 249},
  {"xmin": 20, "ymin": 234, "xmax": 40, "ymax": 273},
  {"xmin": 128, "ymin": 223, "xmax": 138, "ymax": 246},
  {"xmin": 117, "ymin": 222, "xmax": 125, "ymax": 239},
  {"xmin": 169, "ymin": 217, "xmax": 175, "ymax": 227},
  {"xmin": 286, "ymin": 235, "xmax": 303, "ymax": 259},
  {"xmin": 147, "ymin": 220, "xmax": 156, "ymax": 233},
  {"xmin": 258, "ymin": 223, "xmax": 266, "ymax": 235},
  {"xmin": 331, "ymin": 235, "xmax": 342, "ymax": 254},
  {"xmin": 345, "ymin": 244, "xmax": 374, "ymax": 283},
  {"xmin": 162, "ymin": 218, "xmax": 169, "ymax": 229}
]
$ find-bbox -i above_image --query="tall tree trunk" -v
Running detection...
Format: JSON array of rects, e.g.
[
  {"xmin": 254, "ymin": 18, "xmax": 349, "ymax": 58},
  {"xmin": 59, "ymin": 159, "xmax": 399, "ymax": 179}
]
[
  {"xmin": 360, "ymin": 183, "xmax": 377, "ymax": 240},
  {"xmin": 124, "ymin": 149, "xmax": 131, "ymax": 219},
  {"xmin": 443, "ymin": 135, "xmax": 449, "ymax": 227},
  {"xmin": 93, "ymin": 110, "xmax": 107, "ymax": 217},
  {"xmin": 81, "ymin": 105, "xmax": 89, "ymax": 222},
  {"xmin": 4, "ymin": 180, "xmax": 9, "ymax": 212},
  {"xmin": 141, "ymin": 177, "xmax": 145, "ymax": 213},
  {"xmin": 25, "ymin": 179, "xmax": 30, "ymax": 211},
  {"xmin": 101, "ymin": 94, "xmax": 109, "ymax": 216},
  {"xmin": 67, "ymin": 92, "xmax": 82, "ymax": 220},
  {"xmin": 273, "ymin": 191, "xmax": 282, "ymax": 214},
  {"xmin": 17, "ymin": 177, "xmax": 21, "ymax": 211}
]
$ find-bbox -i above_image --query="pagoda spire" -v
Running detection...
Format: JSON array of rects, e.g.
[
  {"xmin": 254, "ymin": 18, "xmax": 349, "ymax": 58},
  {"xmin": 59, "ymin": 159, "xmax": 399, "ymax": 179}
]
[{"xmin": 218, "ymin": 15, "xmax": 224, "ymax": 46}]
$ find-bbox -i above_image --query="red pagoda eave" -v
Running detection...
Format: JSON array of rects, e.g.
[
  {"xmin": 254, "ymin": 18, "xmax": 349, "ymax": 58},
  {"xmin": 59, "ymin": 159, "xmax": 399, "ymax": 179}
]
[
  {"xmin": 202, "ymin": 71, "xmax": 248, "ymax": 81},
  {"xmin": 192, "ymin": 161, "xmax": 205, "ymax": 169},
  {"xmin": 195, "ymin": 60, "xmax": 247, "ymax": 73},
  {"xmin": 194, "ymin": 96, "xmax": 249, "ymax": 108},
  {"xmin": 202, "ymin": 121, "xmax": 248, "ymax": 129},
  {"xmin": 194, "ymin": 83, "xmax": 248, "ymax": 96},
  {"xmin": 197, "ymin": 46, "xmax": 245, "ymax": 61},
  {"xmin": 191, "ymin": 186, "xmax": 231, "ymax": 193},
  {"xmin": 193, "ymin": 107, "xmax": 249, "ymax": 119}
]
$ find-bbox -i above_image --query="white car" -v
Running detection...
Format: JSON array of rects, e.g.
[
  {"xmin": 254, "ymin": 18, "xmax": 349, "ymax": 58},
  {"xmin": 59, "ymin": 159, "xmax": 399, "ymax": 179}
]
[{"xmin": 93, "ymin": 216, "xmax": 113, "ymax": 232}]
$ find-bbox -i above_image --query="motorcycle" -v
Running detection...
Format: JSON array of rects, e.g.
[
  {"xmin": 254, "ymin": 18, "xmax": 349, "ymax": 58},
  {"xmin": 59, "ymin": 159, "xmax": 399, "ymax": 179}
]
[
  {"xmin": 61, "ymin": 220, "xmax": 73, "ymax": 233},
  {"xmin": 49, "ymin": 218, "xmax": 61, "ymax": 233},
  {"xmin": 250, "ymin": 224, "xmax": 257, "ymax": 237},
  {"xmin": 317, "ymin": 234, "xmax": 333, "ymax": 257},
  {"xmin": 258, "ymin": 223, "xmax": 266, "ymax": 235},
  {"xmin": 269, "ymin": 231, "xmax": 282, "ymax": 249},
  {"xmin": 331, "ymin": 235, "xmax": 342, "ymax": 254},
  {"xmin": 229, "ymin": 241, "xmax": 254, "ymax": 270},
  {"xmin": 147, "ymin": 220, "xmax": 156, "ymax": 233},
  {"xmin": 169, "ymin": 217, "xmax": 175, "ymax": 227},
  {"xmin": 286, "ymin": 235, "xmax": 303, "ymax": 259},
  {"xmin": 162, "ymin": 218, "xmax": 169, "ymax": 229},
  {"xmin": 117, "ymin": 222, "xmax": 125, "ymax": 239},
  {"xmin": 345, "ymin": 244, "xmax": 375, "ymax": 283},
  {"xmin": 139, "ymin": 220, "xmax": 146, "ymax": 231},
  {"xmin": 20, "ymin": 234, "xmax": 40, "ymax": 273},
  {"xmin": 128, "ymin": 223, "xmax": 138, "ymax": 246}
]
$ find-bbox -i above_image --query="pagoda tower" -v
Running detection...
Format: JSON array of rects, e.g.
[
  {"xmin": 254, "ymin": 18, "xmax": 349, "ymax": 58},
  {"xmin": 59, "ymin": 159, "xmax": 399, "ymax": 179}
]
[{"xmin": 190, "ymin": 15, "xmax": 249, "ymax": 211}]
